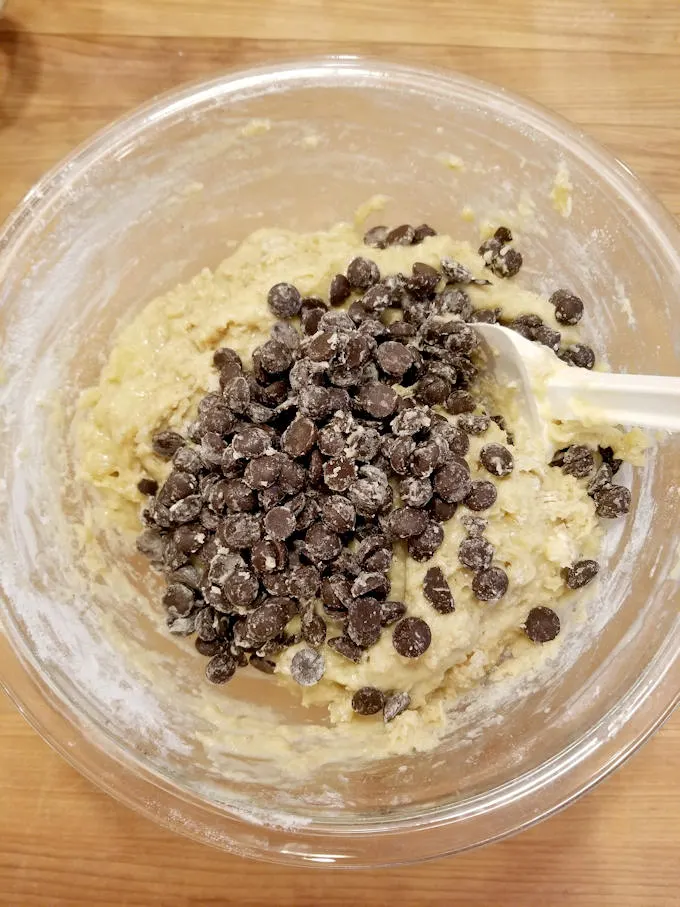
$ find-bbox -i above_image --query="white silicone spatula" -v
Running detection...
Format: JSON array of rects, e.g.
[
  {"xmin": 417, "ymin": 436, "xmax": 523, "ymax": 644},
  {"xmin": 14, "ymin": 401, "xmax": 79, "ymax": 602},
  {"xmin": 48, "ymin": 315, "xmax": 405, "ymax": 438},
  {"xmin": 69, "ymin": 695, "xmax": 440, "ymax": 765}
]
[{"xmin": 473, "ymin": 323, "xmax": 680, "ymax": 434}]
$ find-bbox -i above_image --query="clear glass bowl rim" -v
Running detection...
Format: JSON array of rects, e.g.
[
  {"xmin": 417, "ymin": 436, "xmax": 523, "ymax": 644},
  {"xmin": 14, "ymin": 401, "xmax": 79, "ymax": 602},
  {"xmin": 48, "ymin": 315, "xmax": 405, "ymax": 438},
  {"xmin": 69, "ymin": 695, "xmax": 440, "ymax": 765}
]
[{"xmin": 0, "ymin": 56, "xmax": 678, "ymax": 867}]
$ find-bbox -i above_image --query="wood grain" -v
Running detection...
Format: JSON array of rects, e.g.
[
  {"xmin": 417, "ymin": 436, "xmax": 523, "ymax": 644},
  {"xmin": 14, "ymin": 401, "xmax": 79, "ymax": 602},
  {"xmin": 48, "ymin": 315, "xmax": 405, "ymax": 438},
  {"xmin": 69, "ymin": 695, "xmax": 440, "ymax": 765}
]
[{"xmin": 0, "ymin": 0, "xmax": 679, "ymax": 903}]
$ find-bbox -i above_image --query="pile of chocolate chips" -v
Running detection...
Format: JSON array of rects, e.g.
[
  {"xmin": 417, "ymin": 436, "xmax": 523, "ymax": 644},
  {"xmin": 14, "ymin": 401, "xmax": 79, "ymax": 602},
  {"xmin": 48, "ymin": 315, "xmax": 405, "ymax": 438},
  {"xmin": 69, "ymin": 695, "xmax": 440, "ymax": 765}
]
[{"xmin": 134, "ymin": 222, "xmax": 628, "ymax": 719}]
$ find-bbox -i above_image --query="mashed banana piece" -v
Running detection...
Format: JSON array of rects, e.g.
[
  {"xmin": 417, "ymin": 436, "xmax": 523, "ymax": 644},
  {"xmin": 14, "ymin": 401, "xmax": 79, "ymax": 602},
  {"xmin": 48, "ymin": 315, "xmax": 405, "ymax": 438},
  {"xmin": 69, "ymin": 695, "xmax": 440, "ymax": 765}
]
[{"xmin": 74, "ymin": 221, "xmax": 637, "ymax": 731}]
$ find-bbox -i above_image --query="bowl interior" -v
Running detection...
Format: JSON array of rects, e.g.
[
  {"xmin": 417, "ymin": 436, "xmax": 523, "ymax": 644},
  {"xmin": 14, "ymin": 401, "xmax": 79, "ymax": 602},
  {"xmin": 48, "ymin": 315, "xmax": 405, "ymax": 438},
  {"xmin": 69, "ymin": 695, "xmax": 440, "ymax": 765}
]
[{"xmin": 0, "ymin": 60, "xmax": 678, "ymax": 863}]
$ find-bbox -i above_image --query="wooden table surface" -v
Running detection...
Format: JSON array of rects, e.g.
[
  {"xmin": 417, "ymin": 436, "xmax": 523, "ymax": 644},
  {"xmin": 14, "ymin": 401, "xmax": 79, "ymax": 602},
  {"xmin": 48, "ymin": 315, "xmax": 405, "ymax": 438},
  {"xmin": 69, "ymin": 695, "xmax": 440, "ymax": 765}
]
[{"xmin": 1, "ymin": 1, "xmax": 679, "ymax": 904}]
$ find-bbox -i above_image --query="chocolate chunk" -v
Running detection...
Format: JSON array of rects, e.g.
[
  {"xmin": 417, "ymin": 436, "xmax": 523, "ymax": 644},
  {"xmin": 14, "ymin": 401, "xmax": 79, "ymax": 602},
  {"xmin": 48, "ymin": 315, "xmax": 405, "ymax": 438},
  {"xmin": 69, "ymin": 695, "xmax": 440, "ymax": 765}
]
[
  {"xmin": 434, "ymin": 462, "xmax": 472, "ymax": 503},
  {"xmin": 587, "ymin": 463, "xmax": 613, "ymax": 498},
  {"xmin": 524, "ymin": 606, "xmax": 561, "ymax": 643},
  {"xmin": 323, "ymin": 456, "xmax": 357, "ymax": 492},
  {"xmin": 389, "ymin": 506, "xmax": 430, "ymax": 539},
  {"xmin": 205, "ymin": 652, "xmax": 237, "ymax": 684},
  {"xmin": 423, "ymin": 566, "xmax": 455, "ymax": 613},
  {"xmin": 217, "ymin": 513, "xmax": 261, "ymax": 550},
  {"xmin": 251, "ymin": 539, "xmax": 288, "ymax": 574},
  {"xmin": 459, "ymin": 412, "xmax": 490, "ymax": 435},
  {"xmin": 458, "ymin": 537, "xmax": 494, "ymax": 571},
  {"xmin": 329, "ymin": 273, "xmax": 352, "ymax": 307},
  {"xmin": 464, "ymin": 480, "xmax": 498, "ymax": 511},
  {"xmin": 399, "ymin": 476, "xmax": 433, "ymax": 508},
  {"xmin": 268, "ymin": 282, "xmax": 302, "ymax": 318},
  {"xmin": 429, "ymin": 496, "xmax": 458, "ymax": 522},
  {"xmin": 561, "ymin": 445, "xmax": 595, "ymax": 478},
  {"xmin": 352, "ymin": 572, "xmax": 390, "ymax": 600},
  {"xmin": 347, "ymin": 257, "xmax": 380, "ymax": 290},
  {"xmin": 288, "ymin": 564, "xmax": 321, "ymax": 601},
  {"xmin": 347, "ymin": 598, "xmax": 382, "ymax": 647},
  {"xmin": 392, "ymin": 617, "xmax": 431, "ymax": 658},
  {"xmin": 305, "ymin": 523, "xmax": 342, "ymax": 562},
  {"xmin": 301, "ymin": 611, "xmax": 327, "ymax": 648},
  {"xmin": 138, "ymin": 477, "xmax": 159, "ymax": 496},
  {"xmin": 472, "ymin": 566, "xmax": 509, "ymax": 601},
  {"xmin": 351, "ymin": 686, "xmax": 385, "ymax": 716},
  {"xmin": 564, "ymin": 559, "xmax": 599, "ymax": 589},
  {"xmin": 408, "ymin": 520, "xmax": 444, "ymax": 562},
  {"xmin": 376, "ymin": 341, "xmax": 415, "ymax": 379},
  {"xmin": 479, "ymin": 443, "xmax": 514, "ymax": 478},
  {"xmin": 223, "ymin": 375, "xmax": 251, "ymax": 413},
  {"xmin": 152, "ymin": 430, "xmax": 184, "ymax": 459},
  {"xmin": 290, "ymin": 648, "xmax": 325, "ymax": 686},
  {"xmin": 263, "ymin": 506, "xmax": 296, "ymax": 541},
  {"xmin": 245, "ymin": 598, "xmax": 294, "ymax": 646},
  {"xmin": 327, "ymin": 635, "xmax": 363, "ymax": 663},
  {"xmin": 322, "ymin": 496, "xmax": 356, "ymax": 533},
  {"xmin": 383, "ymin": 691, "xmax": 411, "ymax": 722},
  {"xmin": 559, "ymin": 343, "xmax": 595, "ymax": 370},
  {"xmin": 162, "ymin": 582, "xmax": 195, "ymax": 615},
  {"xmin": 595, "ymin": 484, "xmax": 631, "ymax": 518},
  {"xmin": 364, "ymin": 225, "xmax": 389, "ymax": 248},
  {"xmin": 550, "ymin": 289, "xmax": 584, "ymax": 325},
  {"xmin": 385, "ymin": 224, "xmax": 416, "ymax": 246}
]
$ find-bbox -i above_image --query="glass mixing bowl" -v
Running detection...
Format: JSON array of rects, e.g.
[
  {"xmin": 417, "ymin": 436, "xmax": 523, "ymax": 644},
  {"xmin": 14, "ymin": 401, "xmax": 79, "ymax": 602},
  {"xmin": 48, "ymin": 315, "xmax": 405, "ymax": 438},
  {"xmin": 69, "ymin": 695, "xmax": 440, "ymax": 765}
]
[{"xmin": 0, "ymin": 59, "xmax": 678, "ymax": 866}]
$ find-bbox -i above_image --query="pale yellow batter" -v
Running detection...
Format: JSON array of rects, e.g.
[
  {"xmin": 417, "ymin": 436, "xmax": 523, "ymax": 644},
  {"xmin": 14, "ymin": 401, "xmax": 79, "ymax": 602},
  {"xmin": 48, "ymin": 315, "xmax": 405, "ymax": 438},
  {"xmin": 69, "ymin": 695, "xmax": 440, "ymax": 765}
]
[{"xmin": 73, "ymin": 220, "xmax": 642, "ymax": 739}]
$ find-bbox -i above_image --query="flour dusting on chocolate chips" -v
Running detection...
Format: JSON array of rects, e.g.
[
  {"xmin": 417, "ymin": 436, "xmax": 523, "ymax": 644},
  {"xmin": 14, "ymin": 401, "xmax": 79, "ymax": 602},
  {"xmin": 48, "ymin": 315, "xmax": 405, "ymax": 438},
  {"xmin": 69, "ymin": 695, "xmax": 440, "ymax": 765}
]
[{"xmin": 132, "ymin": 221, "xmax": 637, "ymax": 723}]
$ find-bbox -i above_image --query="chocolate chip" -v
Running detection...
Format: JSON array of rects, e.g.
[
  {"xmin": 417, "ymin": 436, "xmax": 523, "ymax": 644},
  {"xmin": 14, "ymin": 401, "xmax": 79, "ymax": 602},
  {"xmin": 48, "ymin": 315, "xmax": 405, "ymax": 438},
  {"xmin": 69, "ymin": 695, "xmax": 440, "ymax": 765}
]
[
  {"xmin": 268, "ymin": 282, "xmax": 302, "ymax": 318},
  {"xmin": 302, "ymin": 306, "xmax": 325, "ymax": 335},
  {"xmin": 595, "ymin": 484, "xmax": 631, "ymax": 518},
  {"xmin": 479, "ymin": 443, "xmax": 514, "ymax": 477},
  {"xmin": 162, "ymin": 582, "xmax": 195, "ymax": 615},
  {"xmin": 245, "ymin": 598, "xmax": 294, "ymax": 646},
  {"xmin": 205, "ymin": 652, "xmax": 237, "ymax": 684},
  {"xmin": 415, "ymin": 373, "xmax": 451, "ymax": 406},
  {"xmin": 524, "ymin": 606, "xmax": 560, "ymax": 643},
  {"xmin": 288, "ymin": 564, "xmax": 321, "ymax": 601},
  {"xmin": 388, "ymin": 507, "xmax": 430, "ymax": 539},
  {"xmin": 399, "ymin": 476, "xmax": 433, "ymax": 508},
  {"xmin": 173, "ymin": 523, "xmax": 207, "ymax": 555},
  {"xmin": 459, "ymin": 537, "xmax": 494, "ymax": 571},
  {"xmin": 405, "ymin": 262, "xmax": 440, "ymax": 298},
  {"xmin": 564, "ymin": 559, "xmax": 599, "ymax": 589},
  {"xmin": 323, "ymin": 457, "xmax": 357, "ymax": 492},
  {"xmin": 195, "ymin": 637, "xmax": 224, "ymax": 657},
  {"xmin": 173, "ymin": 446, "xmax": 205, "ymax": 475},
  {"xmin": 138, "ymin": 477, "xmax": 159, "ymax": 496},
  {"xmin": 408, "ymin": 520, "xmax": 444, "ymax": 562},
  {"xmin": 351, "ymin": 686, "xmax": 385, "ymax": 715},
  {"xmin": 251, "ymin": 539, "xmax": 288, "ymax": 574},
  {"xmin": 430, "ymin": 421, "xmax": 470, "ymax": 456},
  {"xmin": 561, "ymin": 445, "xmax": 595, "ymax": 478},
  {"xmin": 299, "ymin": 385, "xmax": 333, "ymax": 420},
  {"xmin": 347, "ymin": 257, "xmax": 380, "ymax": 290},
  {"xmin": 222, "ymin": 479, "xmax": 256, "ymax": 512},
  {"xmin": 213, "ymin": 347, "xmax": 242, "ymax": 373},
  {"xmin": 429, "ymin": 496, "xmax": 458, "ymax": 522},
  {"xmin": 223, "ymin": 375, "xmax": 251, "ymax": 413},
  {"xmin": 534, "ymin": 323, "xmax": 561, "ymax": 351},
  {"xmin": 262, "ymin": 506, "xmax": 295, "ymax": 541},
  {"xmin": 392, "ymin": 617, "xmax": 431, "ymax": 658},
  {"xmin": 378, "ymin": 601, "xmax": 406, "ymax": 628},
  {"xmin": 321, "ymin": 575, "xmax": 352, "ymax": 611},
  {"xmin": 327, "ymin": 635, "xmax": 363, "ymax": 663},
  {"xmin": 217, "ymin": 513, "xmax": 261, "ymax": 549},
  {"xmin": 299, "ymin": 610, "xmax": 326, "ymax": 647},
  {"xmin": 459, "ymin": 412, "xmax": 490, "ymax": 435},
  {"xmin": 352, "ymin": 572, "xmax": 390, "ymax": 599},
  {"xmin": 550, "ymin": 289, "xmax": 584, "ymax": 325},
  {"xmin": 223, "ymin": 567, "xmax": 260, "ymax": 610},
  {"xmin": 414, "ymin": 223, "xmax": 437, "ymax": 243},
  {"xmin": 410, "ymin": 441, "xmax": 441, "ymax": 478},
  {"xmin": 152, "ymin": 430, "xmax": 184, "ymax": 459},
  {"xmin": 305, "ymin": 523, "xmax": 342, "ymax": 562},
  {"xmin": 423, "ymin": 566, "xmax": 455, "ymax": 613},
  {"xmin": 385, "ymin": 224, "xmax": 416, "ymax": 246},
  {"xmin": 290, "ymin": 648, "xmax": 325, "ymax": 686},
  {"xmin": 347, "ymin": 598, "xmax": 382, "ymax": 648},
  {"xmin": 434, "ymin": 462, "xmax": 472, "ymax": 503},
  {"xmin": 249, "ymin": 655, "xmax": 276, "ymax": 674},
  {"xmin": 280, "ymin": 416, "xmax": 316, "ymax": 458},
  {"xmin": 169, "ymin": 495, "xmax": 203, "ymax": 524},
  {"xmin": 472, "ymin": 566, "xmax": 509, "ymax": 601},
  {"xmin": 257, "ymin": 339, "xmax": 294, "ymax": 375},
  {"xmin": 243, "ymin": 455, "xmax": 281, "ymax": 490},
  {"xmin": 391, "ymin": 406, "xmax": 431, "ymax": 437},
  {"xmin": 322, "ymin": 496, "xmax": 356, "ymax": 533},
  {"xmin": 464, "ymin": 480, "xmax": 498, "ymax": 511},
  {"xmin": 559, "ymin": 343, "xmax": 595, "ymax": 370},
  {"xmin": 376, "ymin": 341, "xmax": 415, "ymax": 379},
  {"xmin": 587, "ymin": 463, "xmax": 613, "ymax": 498},
  {"xmin": 383, "ymin": 691, "xmax": 411, "ymax": 722},
  {"xmin": 489, "ymin": 247, "xmax": 523, "ymax": 279},
  {"xmin": 598, "ymin": 445, "xmax": 623, "ymax": 475},
  {"xmin": 364, "ymin": 225, "xmax": 389, "ymax": 248}
]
